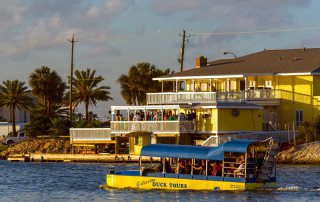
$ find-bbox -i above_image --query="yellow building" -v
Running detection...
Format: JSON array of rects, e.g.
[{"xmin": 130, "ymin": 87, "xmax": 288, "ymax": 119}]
[{"xmin": 110, "ymin": 48, "xmax": 320, "ymax": 154}]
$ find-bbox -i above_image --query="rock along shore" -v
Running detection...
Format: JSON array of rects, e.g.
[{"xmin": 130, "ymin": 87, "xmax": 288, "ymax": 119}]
[
  {"xmin": 277, "ymin": 141, "xmax": 320, "ymax": 164},
  {"xmin": 2, "ymin": 138, "xmax": 320, "ymax": 164},
  {"xmin": 0, "ymin": 138, "xmax": 71, "ymax": 158}
]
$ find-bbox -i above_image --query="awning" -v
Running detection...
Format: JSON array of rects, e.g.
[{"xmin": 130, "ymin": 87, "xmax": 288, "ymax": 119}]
[
  {"xmin": 140, "ymin": 144, "xmax": 212, "ymax": 160},
  {"xmin": 140, "ymin": 139, "xmax": 258, "ymax": 160},
  {"xmin": 206, "ymin": 139, "xmax": 258, "ymax": 160}
]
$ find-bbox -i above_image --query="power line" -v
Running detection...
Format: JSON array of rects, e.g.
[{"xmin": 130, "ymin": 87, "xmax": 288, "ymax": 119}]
[{"xmin": 190, "ymin": 26, "xmax": 320, "ymax": 36}]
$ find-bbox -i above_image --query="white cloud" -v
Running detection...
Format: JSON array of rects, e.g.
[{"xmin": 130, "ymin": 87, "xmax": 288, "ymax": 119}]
[
  {"xmin": 105, "ymin": 0, "xmax": 130, "ymax": 19},
  {"xmin": 0, "ymin": 0, "xmax": 131, "ymax": 58},
  {"xmin": 152, "ymin": 0, "xmax": 311, "ymax": 49}
]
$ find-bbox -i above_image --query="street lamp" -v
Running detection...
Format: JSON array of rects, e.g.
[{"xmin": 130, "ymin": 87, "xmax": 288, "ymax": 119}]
[{"xmin": 223, "ymin": 51, "xmax": 237, "ymax": 58}]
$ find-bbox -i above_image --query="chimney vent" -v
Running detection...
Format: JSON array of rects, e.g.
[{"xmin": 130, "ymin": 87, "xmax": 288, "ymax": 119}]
[{"xmin": 195, "ymin": 56, "xmax": 207, "ymax": 68}]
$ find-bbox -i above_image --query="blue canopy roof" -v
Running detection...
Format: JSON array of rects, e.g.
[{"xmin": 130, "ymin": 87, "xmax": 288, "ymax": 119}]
[
  {"xmin": 140, "ymin": 144, "xmax": 212, "ymax": 160},
  {"xmin": 140, "ymin": 139, "xmax": 258, "ymax": 160},
  {"xmin": 206, "ymin": 139, "xmax": 258, "ymax": 160}
]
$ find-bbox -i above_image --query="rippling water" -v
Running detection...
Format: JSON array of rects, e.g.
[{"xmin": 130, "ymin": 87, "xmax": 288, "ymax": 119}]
[{"xmin": 0, "ymin": 161, "xmax": 320, "ymax": 202}]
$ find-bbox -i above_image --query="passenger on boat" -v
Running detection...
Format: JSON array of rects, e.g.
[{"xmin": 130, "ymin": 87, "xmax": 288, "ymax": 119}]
[
  {"xmin": 177, "ymin": 160, "xmax": 186, "ymax": 174},
  {"xmin": 211, "ymin": 162, "xmax": 222, "ymax": 176},
  {"xmin": 233, "ymin": 160, "xmax": 245, "ymax": 177},
  {"xmin": 193, "ymin": 160, "xmax": 205, "ymax": 175},
  {"xmin": 185, "ymin": 160, "xmax": 191, "ymax": 174},
  {"xmin": 237, "ymin": 155, "xmax": 245, "ymax": 163}
]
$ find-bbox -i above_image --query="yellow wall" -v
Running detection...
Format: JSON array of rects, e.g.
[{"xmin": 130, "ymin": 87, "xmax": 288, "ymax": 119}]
[
  {"xmin": 217, "ymin": 108, "xmax": 262, "ymax": 131},
  {"xmin": 133, "ymin": 136, "xmax": 150, "ymax": 155},
  {"xmin": 195, "ymin": 107, "xmax": 262, "ymax": 132},
  {"xmin": 276, "ymin": 75, "xmax": 317, "ymax": 126}
]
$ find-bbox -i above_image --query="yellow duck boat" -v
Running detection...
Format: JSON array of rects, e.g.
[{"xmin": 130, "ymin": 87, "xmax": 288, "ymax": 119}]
[{"xmin": 105, "ymin": 138, "xmax": 278, "ymax": 191}]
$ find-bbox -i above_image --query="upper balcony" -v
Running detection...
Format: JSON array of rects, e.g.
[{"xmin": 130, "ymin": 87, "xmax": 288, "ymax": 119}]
[
  {"xmin": 111, "ymin": 121, "xmax": 195, "ymax": 134},
  {"xmin": 146, "ymin": 89, "xmax": 281, "ymax": 106}
]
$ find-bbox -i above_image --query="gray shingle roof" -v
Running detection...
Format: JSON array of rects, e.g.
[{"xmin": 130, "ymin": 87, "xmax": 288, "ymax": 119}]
[{"xmin": 157, "ymin": 48, "xmax": 320, "ymax": 79}]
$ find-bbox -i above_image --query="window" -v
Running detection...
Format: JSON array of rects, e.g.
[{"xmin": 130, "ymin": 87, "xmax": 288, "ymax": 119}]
[
  {"xmin": 200, "ymin": 82, "xmax": 208, "ymax": 91},
  {"xmin": 295, "ymin": 110, "xmax": 304, "ymax": 127},
  {"xmin": 265, "ymin": 80, "xmax": 272, "ymax": 89},
  {"xmin": 230, "ymin": 80, "xmax": 237, "ymax": 91},
  {"xmin": 248, "ymin": 80, "xmax": 256, "ymax": 88}
]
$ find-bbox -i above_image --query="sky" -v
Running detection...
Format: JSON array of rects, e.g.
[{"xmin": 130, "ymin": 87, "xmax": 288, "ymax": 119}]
[{"xmin": 1, "ymin": 0, "xmax": 320, "ymax": 120}]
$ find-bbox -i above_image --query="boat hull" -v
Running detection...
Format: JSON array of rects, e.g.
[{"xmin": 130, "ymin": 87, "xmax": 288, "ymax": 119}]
[{"xmin": 105, "ymin": 173, "xmax": 275, "ymax": 191}]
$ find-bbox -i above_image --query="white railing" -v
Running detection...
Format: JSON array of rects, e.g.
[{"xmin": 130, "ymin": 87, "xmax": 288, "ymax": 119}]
[
  {"xmin": 202, "ymin": 131, "xmax": 290, "ymax": 147},
  {"xmin": 246, "ymin": 89, "xmax": 281, "ymax": 99},
  {"xmin": 111, "ymin": 121, "xmax": 195, "ymax": 134},
  {"xmin": 147, "ymin": 89, "xmax": 281, "ymax": 105},
  {"xmin": 70, "ymin": 128, "xmax": 112, "ymax": 143}
]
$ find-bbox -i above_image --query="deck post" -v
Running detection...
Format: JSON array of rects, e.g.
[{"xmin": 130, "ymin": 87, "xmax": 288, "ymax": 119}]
[
  {"xmin": 176, "ymin": 158, "xmax": 180, "ymax": 174},
  {"xmin": 162, "ymin": 158, "xmax": 165, "ymax": 173},
  {"xmin": 244, "ymin": 152, "xmax": 247, "ymax": 178},
  {"xmin": 205, "ymin": 160, "xmax": 208, "ymax": 175}
]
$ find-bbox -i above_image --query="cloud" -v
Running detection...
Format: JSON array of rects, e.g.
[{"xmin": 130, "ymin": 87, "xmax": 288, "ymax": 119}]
[
  {"xmin": 0, "ymin": 0, "xmax": 131, "ymax": 58},
  {"xmin": 151, "ymin": 0, "xmax": 311, "ymax": 48},
  {"xmin": 84, "ymin": 45, "xmax": 122, "ymax": 57},
  {"xmin": 0, "ymin": 0, "xmax": 26, "ymax": 35}
]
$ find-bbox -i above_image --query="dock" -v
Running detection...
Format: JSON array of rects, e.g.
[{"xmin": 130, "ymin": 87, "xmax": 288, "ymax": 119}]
[
  {"xmin": 7, "ymin": 154, "xmax": 30, "ymax": 162},
  {"xmin": 6, "ymin": 153, "xmax": 159, "ymax": 163}
]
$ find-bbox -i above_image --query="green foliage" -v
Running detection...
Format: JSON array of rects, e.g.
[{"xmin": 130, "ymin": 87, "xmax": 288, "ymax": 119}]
[
  {"xmin": 29, "ymin": 66, "xmax": 66, "ymax": 118},
  {"xmin": 0, "ymin": 80, "xmax": 33, "ymax": 136},
  {"xmin": 118, "ymin": 62, "xmax": 173, "ymax": 105},
  {"xmin": 49, "ymin": 117, "xmax": 71, "ymax": 137},
  {"xmin": 73, "ymin": 111, "xmax": 104, "ymax": 128},
  {"xmin": 69, "ymin": 68, "xmax": 112, "ymax": 121},
  {"xmin": 0, "ymin": 144, "xmax": 9, "ymax": 152},
  {"xmin": 24, "ymin": 108, "xmax": 52, "ymax": 138}
]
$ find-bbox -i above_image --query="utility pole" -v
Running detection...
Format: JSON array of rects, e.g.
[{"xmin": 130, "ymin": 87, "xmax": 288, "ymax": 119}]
[
  {"xmin": 68, "ymin": 34, "xmax": 78, "ymax": 126},
  {"xmin": 179, "ymin": 30, "xmax": 186, "ymax": 72},
  {"xmin": 179, "ymin": 29, "xmax": 191, "ymax": 72}
]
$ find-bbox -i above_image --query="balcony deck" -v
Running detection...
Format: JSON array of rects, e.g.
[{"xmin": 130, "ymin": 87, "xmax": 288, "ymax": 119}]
[
  {"xmin": 110, "ymin": 121, "xmax": 195, "ymax": 134},
  {"xmin": 146, "ymin": 89, "xmax": 281, "ymax": 105}
]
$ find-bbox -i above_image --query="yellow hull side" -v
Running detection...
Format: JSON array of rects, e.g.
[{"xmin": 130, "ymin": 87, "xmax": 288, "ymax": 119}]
[{"xmin": 106, "ymin": 174, "xmax": 274, "ymax": 191}]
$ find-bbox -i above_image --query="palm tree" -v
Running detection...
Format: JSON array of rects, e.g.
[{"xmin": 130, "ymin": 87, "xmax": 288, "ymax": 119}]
[
  {"xmin": 72, "ymin": 68, "xmax": 112, "ymax": 121},
  {"xmin": 29, "ymin": 66, "xmax": 66, "ymax": 118},
  {"xmin": 0, "ymin": 80, "xmax": 33, "ymax": 136},
  {"xmin": 118, "ymin": 62, "xmax": 173, "ymax": 105}
]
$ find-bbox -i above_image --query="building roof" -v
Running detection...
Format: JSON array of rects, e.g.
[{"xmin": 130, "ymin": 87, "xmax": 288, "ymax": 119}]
[{"xmin": 155, "ymin": 48, "xmax": 320, "ymax": 80}]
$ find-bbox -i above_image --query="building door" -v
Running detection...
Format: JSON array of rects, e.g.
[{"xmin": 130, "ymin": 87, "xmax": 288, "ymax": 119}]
[{"xmin": 240, "ymin": 80, "xmax": 245, "ymax": 91}]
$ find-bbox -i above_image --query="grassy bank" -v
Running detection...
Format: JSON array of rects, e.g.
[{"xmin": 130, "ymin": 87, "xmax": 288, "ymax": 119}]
[{"xmin": 0, "ymin": 144, "xmax": 9, "ymax": 152}]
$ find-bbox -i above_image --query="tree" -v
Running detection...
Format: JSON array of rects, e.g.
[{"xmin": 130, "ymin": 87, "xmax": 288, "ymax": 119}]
[
  {"xmin": 29, "ymin": 66, "xmax": 66, "ymax": 118},
  {"xmin": 71, "ymin": 68, "xmax": 112, "ymax": 121},
  {"xmin": 0, "ymin": 80, "xmax": 33, "ymax": 136},
  {"xmin": 118, "ymin": 62, "xmax": 173, "ymax": 105}
]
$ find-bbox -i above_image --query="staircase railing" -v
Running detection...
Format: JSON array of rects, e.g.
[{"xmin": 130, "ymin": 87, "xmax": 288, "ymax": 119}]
[{"xmin": 257, "ymin": 137, "xmax": 278, "ymax": 181}]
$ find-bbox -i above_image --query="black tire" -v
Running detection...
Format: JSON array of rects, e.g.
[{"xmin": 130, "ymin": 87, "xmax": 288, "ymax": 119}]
[{"xmin": 7, "ymin": 140, "xmax": 14, "ymax": 146}]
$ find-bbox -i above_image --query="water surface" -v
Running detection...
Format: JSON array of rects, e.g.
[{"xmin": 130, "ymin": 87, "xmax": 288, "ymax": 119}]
[{"xmin": 0, "ymin": 161, "xmax": 319, "ymax": 201}]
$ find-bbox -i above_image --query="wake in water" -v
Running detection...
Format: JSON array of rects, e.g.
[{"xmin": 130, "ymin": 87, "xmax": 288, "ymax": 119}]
[{"xmin": 263, "ymin": 185, "xmax": 320, "ymax": 192}]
